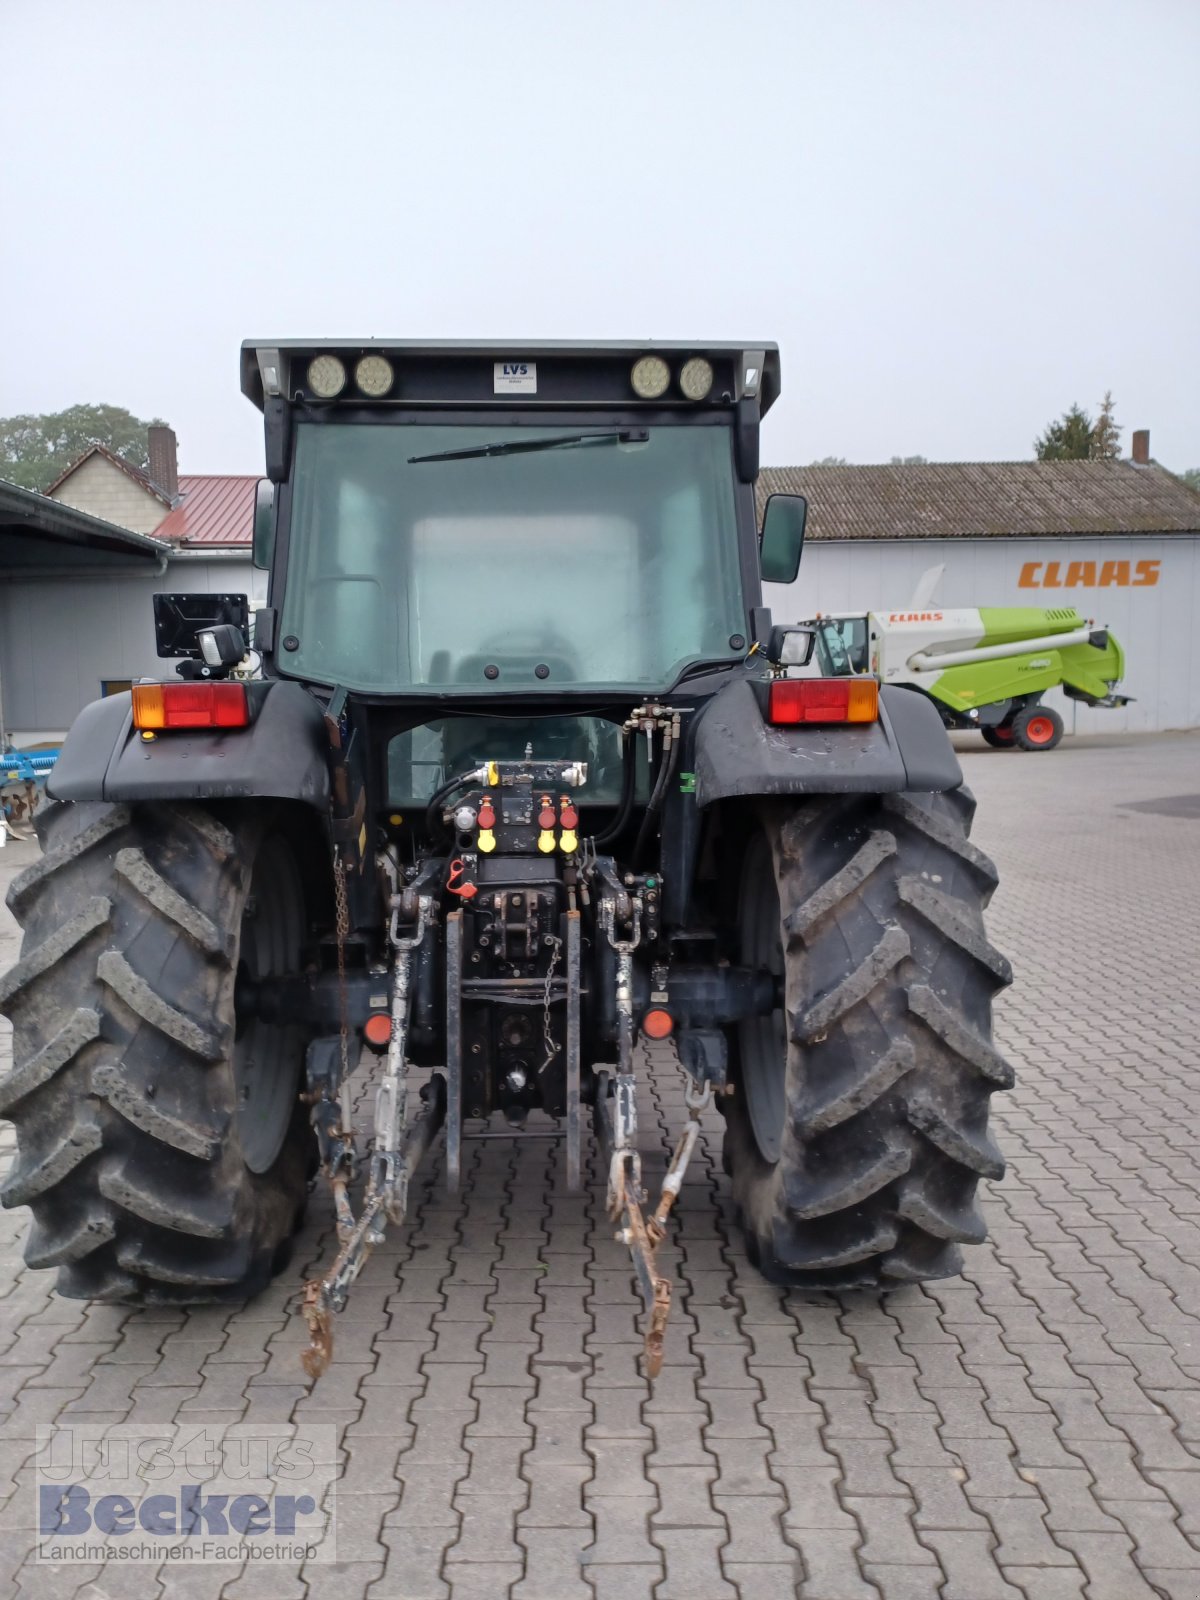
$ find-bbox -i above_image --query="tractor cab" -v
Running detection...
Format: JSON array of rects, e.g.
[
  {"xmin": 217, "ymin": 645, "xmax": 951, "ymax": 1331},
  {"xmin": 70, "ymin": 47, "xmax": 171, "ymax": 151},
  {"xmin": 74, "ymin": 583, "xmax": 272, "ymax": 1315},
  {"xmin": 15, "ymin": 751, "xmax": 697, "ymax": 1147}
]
[
  {"xmin": 244, "ymin": 342, "xmax": 787, "ymax": 701},
  {"xmin": 811, "ymin": 613, "xmax": 872, "ymax": 676}
]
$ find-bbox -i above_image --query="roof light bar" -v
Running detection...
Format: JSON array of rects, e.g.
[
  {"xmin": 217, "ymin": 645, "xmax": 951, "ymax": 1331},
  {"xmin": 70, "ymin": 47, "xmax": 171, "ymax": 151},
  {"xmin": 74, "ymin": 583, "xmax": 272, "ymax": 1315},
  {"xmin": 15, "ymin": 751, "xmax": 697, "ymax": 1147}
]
[
  {"xmin": 679, "ymin": 357, "xmax": 714, "ymax": 401},
  {"xmin": 355, "ymin": 354, "xmax": 394, "ymax": 397},
  {"xmin": 307, "ymin": 354, "xmax": 347, "ymax": 398},
  {"xmin": 630, "ymin": 355, "xmax": 670, "ymax": 400}
]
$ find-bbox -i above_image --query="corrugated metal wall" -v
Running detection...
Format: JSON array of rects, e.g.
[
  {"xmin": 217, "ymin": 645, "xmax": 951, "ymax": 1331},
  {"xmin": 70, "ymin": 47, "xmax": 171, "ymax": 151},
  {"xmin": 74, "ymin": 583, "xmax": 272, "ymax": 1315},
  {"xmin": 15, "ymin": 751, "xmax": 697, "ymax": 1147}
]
[
  {"xmin": 765, "ymin": 535, "xmax": 1200, "ymax": 733},
  {"xmin": 0, "ymin": 559, "xmax": 266, "ymax": 743}
]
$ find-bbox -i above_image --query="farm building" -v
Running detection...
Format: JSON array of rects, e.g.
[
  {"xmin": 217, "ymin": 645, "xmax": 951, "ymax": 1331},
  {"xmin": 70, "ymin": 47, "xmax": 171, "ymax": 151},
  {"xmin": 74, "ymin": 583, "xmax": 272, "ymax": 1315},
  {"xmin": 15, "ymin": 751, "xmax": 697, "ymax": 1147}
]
[
  {"xmin": 0, "ymin": 429, "xmax": 260, "ymax": 746},
  {"xmin": 760, "ymin": 435, "xmax": 1200, "ymax": 733}
]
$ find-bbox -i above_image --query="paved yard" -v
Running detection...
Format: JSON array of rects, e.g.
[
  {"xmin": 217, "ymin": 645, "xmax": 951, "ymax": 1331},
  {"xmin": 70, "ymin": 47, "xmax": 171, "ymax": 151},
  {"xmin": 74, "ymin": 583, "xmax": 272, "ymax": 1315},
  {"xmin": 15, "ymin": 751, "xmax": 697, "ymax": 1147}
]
[{"xmin": 1, "ymin": 730, "xmax": 1198, "ymax": 1600}]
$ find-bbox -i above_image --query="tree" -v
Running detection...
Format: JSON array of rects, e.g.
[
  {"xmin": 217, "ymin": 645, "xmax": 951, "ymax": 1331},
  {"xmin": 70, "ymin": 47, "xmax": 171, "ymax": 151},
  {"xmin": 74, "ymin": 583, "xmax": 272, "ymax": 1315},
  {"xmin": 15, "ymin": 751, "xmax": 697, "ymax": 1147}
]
[
  {"xmin": 0, "ymin": 403, "xmax": 169, "ymax": 493},
  {"xmin": 889, "ymin": 454, "xmax": 928, "ymax": 465},
  {"xmin": 1035, "ymin": 403, "xmax": 1094, "ymax": 461},
  {"xmin": 1176, "ymin": 468, "xmax": 1200, "ymax": 493},
  {"xmin": 807, "ymin": 455, "xmax": 848, "ymax": 466},
  {"xmin": 1090, "ymin": 390, "xmax": 1122, "ymax": 460}
]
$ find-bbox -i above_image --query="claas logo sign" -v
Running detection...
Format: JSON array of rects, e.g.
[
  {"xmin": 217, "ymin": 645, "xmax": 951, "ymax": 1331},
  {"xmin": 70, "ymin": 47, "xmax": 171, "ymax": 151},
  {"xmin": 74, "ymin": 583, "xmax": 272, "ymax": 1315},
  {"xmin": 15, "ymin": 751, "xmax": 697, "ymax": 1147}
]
[{"xmin": 1019, "ymin": 558, "xmax": 1160, "ymax": 589}]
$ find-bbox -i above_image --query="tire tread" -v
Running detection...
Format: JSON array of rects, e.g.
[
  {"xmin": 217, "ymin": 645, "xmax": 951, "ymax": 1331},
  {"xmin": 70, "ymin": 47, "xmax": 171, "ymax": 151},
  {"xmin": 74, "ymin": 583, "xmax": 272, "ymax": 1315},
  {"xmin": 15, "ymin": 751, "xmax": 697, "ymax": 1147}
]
[
  {"xmin": 0, "ymin": 800, "xmax": 311, "ymax": 1303},
  {"xmin": 725, "ymin": 787, "xmax": 1013, "ymax": 1289}
]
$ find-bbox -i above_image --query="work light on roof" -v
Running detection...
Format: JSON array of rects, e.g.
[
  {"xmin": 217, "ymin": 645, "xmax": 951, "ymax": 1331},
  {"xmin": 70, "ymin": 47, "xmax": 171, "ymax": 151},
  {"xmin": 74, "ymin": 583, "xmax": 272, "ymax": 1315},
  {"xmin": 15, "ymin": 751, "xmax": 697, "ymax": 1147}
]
[
  {"xmin": 679, "ymin": 357, "xmax": 714, "ymax": 402},
  {"xmin": 307, "ymin": 354, "xmax": 347, "ymax": 398},
  {"xmin": 355, "ymin": 354, "xmax": 394, "ymax": 397},
  {"xmin": 630, "ymin": 355, "xmax": 671, "ymax": 400}
]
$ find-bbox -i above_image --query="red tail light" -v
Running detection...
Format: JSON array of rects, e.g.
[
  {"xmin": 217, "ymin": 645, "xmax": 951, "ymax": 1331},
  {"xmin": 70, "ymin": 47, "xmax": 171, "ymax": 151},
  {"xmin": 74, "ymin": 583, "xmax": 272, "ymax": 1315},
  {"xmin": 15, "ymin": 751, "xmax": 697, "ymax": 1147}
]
[
  {"xmin": 363, "ymin": 1013, "xmax": 392, "ymax": 1051},
  {"xmin": 132, "ymin": 682, "xmax": 250, "ymax": 731},
  {"xmin": 768, "ymin": 678, "xmax": 879, "ymax": 725},
  {"xmin": 641, "ymin": 1008, "xmax": 675, "ymax": 1040}
]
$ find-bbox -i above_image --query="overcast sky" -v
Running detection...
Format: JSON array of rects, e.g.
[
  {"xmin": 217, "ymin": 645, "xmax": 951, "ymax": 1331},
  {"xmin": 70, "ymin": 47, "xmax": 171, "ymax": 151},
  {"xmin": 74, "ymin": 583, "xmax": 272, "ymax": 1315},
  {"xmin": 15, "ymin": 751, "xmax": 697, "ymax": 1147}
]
[{"xmin": 2, "ymin": 0, "xmax": 1197, "ymax": 475}]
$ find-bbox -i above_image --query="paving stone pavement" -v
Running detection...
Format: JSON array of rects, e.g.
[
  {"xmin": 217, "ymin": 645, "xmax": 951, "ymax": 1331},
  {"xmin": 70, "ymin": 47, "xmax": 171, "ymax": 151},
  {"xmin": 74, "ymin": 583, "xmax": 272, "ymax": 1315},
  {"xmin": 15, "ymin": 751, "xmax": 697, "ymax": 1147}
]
[{"xmin": 0, "ymin": 729, "xmax": 1198, "ymax": 1599}]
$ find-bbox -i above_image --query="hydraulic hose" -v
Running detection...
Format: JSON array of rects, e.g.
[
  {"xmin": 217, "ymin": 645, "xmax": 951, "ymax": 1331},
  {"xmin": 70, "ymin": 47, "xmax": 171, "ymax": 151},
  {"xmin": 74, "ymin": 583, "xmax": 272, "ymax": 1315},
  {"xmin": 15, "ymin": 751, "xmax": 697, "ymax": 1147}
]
[
  {"xmin": 632, "ymin": 725, "xmax": 680, "ymax": 869},
  {"xmin": 590, "ymin": 730, "xmax": 638, "ymax": 849}
]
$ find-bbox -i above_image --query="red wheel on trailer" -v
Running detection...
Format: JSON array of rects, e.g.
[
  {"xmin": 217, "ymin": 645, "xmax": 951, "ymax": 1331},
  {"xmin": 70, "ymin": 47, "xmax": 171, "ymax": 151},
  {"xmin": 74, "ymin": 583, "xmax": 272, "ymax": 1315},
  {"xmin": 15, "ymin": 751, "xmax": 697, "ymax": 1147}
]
[
  {"xmin": 981, "ymin": 724, "xmax": 1016, "ymax": 749},
  {"xmin": 1012, "ymin": 705, "xmax": 1064, "ymax": 751}
]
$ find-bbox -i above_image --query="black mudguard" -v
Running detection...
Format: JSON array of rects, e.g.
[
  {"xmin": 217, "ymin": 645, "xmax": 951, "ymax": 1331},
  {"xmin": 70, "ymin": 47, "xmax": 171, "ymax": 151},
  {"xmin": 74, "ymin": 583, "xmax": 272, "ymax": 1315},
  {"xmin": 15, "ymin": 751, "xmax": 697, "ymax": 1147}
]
[
  {"xmin": 48, "ymin": 680, "xmax": 330, "ymax": 809},
  {"xmin": 692, "ymin": 677, "xmax": 961, "ymax": 805}
]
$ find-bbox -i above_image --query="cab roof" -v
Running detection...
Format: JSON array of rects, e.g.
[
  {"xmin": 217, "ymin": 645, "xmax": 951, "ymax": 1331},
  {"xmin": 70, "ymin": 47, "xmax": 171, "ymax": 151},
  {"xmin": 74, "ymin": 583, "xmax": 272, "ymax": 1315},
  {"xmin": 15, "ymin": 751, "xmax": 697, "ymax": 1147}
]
[{"xmin": 240, "ymin": 339, "xmax": 780, "ymax": 415}]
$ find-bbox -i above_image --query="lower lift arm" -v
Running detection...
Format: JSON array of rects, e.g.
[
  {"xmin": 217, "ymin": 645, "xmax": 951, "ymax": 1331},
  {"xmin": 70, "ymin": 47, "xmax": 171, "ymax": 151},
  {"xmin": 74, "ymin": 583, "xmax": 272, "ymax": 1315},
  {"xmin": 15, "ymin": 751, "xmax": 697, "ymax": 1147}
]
[{"xmin": 302, "ymin": 882, "xmax": 442, "ymax": 1379}]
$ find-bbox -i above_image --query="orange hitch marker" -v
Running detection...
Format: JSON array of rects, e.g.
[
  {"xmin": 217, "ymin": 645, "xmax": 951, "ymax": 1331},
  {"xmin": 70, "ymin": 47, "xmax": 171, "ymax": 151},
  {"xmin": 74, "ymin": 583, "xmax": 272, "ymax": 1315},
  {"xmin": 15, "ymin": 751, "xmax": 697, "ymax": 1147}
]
[{"xmin": 446, "ymin": 859, "xmax": 478, "ymax": 899}]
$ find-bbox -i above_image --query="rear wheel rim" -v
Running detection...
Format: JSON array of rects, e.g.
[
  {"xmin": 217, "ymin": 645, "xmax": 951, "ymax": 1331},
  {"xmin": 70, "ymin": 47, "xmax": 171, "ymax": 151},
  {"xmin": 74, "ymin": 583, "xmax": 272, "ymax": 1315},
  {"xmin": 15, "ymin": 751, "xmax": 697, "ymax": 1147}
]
[
  {"xmin": 234, "ymin": 836, "xmax": 304, "ymax": 1174},
  {"xmin": 1025, "ymin": 715, "xmax": 1056, "ymax": 745},
  {"xmin": 737, "ymin": 833, "xmax": 788, "ymax": 1165}
]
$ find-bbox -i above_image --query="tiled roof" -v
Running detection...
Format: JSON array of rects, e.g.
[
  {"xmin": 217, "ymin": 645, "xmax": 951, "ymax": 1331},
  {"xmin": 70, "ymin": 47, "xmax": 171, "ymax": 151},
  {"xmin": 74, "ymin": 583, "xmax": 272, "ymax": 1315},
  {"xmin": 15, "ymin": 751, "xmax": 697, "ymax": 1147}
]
[
  {"xmin": 756, "ymin": 460, "xmax": 1200, "ymax": 540},
  {"xmin": 44, "ymin": 443, "xmax": 173, "ymax": 504},
  {"xmin": 153, "ymin": 475, "xmax": 256, "ymax": 547}
]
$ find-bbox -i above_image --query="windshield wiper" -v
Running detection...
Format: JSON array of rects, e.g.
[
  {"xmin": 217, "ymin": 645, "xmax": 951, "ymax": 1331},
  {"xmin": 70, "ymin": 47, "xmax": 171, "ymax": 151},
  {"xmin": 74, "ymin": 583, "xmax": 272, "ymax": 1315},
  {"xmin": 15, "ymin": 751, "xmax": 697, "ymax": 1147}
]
[{"xmin": 408, "ymin": 429, "xmax": 648, "ymax": 465}]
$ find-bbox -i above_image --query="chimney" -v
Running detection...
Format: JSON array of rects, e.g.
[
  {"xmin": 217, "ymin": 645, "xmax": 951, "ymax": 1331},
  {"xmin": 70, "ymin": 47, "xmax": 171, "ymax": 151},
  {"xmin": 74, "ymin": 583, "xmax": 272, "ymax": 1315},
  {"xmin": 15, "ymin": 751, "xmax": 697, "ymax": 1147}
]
[
  {"xmin": 148, "ymin": 425, "xmax": 179, "ymax": 499},
  {"xmin": 1131, "ymin": 428, "xmax": 1150, "ymax": 466}
]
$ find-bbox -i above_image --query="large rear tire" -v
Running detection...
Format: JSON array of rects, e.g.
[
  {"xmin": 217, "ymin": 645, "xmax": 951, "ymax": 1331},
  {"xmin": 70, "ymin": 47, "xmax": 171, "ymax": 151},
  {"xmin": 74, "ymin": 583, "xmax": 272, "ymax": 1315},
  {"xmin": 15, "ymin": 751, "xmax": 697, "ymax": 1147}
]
[
  {"xmin": 724, "ymin": 788, "xmax": 1013, "ymax": 1288},
  {"xmin": 0, "ymin": 800, "xmax": 315, "ymax": 1303}
]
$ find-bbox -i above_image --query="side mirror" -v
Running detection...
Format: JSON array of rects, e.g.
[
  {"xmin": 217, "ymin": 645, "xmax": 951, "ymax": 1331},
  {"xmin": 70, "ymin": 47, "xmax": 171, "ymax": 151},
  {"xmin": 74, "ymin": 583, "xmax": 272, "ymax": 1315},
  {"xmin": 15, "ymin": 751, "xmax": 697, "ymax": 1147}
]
[
  {"xmin": 253, "ymin": 480, "xmax": 275, "ymax": 570},
  {"xmin": 760, "ymin": 493, "xmax": 807, "ymax": 584}
]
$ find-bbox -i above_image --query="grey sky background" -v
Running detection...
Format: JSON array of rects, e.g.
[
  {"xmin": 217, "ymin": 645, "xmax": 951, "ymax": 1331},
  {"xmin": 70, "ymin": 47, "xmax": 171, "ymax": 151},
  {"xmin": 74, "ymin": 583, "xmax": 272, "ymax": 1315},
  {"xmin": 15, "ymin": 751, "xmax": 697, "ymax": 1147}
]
[{"xmin": 2, "ymin": 0, "xmax": 1197, "ymax": 476}]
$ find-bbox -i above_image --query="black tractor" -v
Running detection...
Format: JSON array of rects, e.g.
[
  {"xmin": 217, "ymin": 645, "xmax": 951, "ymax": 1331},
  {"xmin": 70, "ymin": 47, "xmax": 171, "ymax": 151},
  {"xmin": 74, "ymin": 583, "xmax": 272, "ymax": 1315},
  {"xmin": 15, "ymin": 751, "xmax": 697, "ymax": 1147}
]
[{"xmin": 0, "ymin": 342, "xmax": 1012, "ymax": 1374}]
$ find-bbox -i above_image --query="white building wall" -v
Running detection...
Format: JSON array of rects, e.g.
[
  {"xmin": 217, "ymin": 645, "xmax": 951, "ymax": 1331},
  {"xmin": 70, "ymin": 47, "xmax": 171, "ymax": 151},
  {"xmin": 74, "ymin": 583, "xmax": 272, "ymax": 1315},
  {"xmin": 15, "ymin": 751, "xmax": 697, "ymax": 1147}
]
[
  {"xmin": 48, "ymin": 454, "xmax": 167, "ymax": 536},
  {"xmin": 765, "ymin": 535, "xmax": 1200, "ymax": 734},
  {"xmin": 0, "ymin": 557, "xmax": 266, "ymax": 745}
]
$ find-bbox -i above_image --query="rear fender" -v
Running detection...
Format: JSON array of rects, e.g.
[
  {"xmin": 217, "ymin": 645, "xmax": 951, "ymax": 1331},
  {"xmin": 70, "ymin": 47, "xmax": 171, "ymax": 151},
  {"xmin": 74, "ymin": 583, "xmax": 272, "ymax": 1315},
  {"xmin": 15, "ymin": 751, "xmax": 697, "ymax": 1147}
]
[
  {"xmin": 692, "ymin": 677, "xmax": 960, "ymax": 804},
  {"xmin": 48, "ymin": 681, "xmax": 331, "ymax": 809}
]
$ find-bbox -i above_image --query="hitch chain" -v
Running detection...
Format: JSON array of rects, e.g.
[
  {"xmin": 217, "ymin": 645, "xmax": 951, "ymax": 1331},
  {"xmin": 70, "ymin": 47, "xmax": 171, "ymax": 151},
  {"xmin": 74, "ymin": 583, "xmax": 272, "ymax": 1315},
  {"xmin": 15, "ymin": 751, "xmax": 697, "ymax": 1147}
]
[
  {"xmin": 302, "ymin": 884, "xmax": 434, "ymax": 1380},
  {"xmin": 539, "ymin": 933, "xmax": 563, "ymax": 1075},
  {"xmin": 616, "ymin": 1076, "xmax": 711, "ymax": 1380},
  {"xmin": 597, "ymin": 894, "xmax": 711, "ymax": 1379}
]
